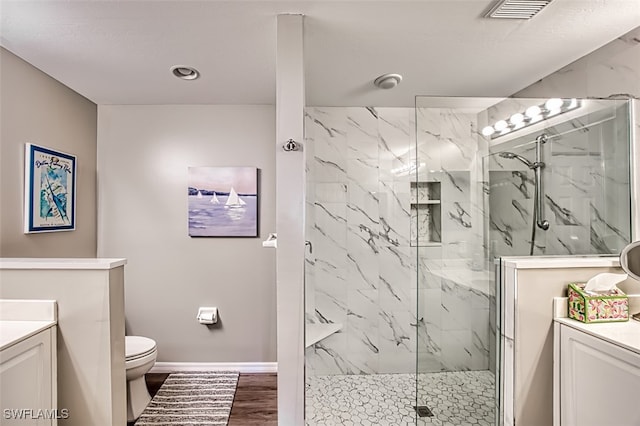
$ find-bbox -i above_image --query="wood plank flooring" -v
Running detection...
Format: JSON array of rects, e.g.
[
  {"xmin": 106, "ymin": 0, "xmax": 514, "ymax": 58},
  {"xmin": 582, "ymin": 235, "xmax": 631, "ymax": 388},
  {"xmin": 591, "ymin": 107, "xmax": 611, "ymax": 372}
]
[
  {"xmin": 228, "ymin": 373, "xmax": 278, "ymax": 425},
  {"xmin": 137, "ymin": 372, "xmax": 278, "ymax": 425}
]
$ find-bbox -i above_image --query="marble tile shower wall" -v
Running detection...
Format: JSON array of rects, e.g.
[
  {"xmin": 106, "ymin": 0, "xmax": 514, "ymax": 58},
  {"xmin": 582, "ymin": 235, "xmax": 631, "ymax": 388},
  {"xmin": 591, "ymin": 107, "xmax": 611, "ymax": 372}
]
[
  {"xmin": 304, "ymin": 107, "xmax": 491, "ymax": 376},
  {"xmin": 513, "ymin": 28, "xmax": 640, "ymax": 100},
  {"xmin": 510, "ymin": 26, "xmax": 639, "ymax": 248},
  {"xmin": 487, "ymin": 102, "xmax": 631, "ymax": 257}
]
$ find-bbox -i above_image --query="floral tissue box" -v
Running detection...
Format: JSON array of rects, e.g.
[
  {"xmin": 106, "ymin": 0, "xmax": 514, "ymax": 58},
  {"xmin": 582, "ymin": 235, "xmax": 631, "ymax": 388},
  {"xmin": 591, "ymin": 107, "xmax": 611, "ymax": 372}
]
[{"xmin": 568, "ymin": 282, "xmax": 629, "ymax": 323}]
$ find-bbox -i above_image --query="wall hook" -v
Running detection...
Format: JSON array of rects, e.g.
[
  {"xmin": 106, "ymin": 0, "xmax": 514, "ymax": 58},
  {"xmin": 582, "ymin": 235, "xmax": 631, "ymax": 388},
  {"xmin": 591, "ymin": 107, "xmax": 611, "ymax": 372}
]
[{"xmin": 283, "ymin": 139, "xmax": 301, "ymax": 152}]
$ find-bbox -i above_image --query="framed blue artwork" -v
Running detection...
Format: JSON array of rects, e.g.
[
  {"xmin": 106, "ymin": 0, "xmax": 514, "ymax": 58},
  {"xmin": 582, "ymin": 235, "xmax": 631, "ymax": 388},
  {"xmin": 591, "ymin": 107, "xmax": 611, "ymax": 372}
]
[
  {"xmin": 188, "ymin": 166, "xmax": 258, "ymax": 237},
  {"xmin": 24, "ymin": 143, "xmax": 77, "ymax": 233}
]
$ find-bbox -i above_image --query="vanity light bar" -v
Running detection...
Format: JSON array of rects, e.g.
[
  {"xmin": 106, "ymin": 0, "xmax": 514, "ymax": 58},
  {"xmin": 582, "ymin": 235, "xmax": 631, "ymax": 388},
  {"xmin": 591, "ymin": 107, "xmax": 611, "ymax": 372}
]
[{"xmin": 482, "ymin": 98, "xmax": 580, "ymax": 139}]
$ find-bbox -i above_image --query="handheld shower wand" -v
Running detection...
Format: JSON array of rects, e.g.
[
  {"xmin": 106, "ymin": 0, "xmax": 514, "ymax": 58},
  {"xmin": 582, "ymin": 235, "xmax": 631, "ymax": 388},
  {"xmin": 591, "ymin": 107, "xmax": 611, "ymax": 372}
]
[
  {"xmin": 498, "ymin": 151, "xmax": 534, "ymax": 168},
  {"xmin": 498, "ymin": 136, "xmax": 549, "ymax": 231},
  {"xmin": 498, "ymin": 134, "xmax": 549, "ymax": 255}
]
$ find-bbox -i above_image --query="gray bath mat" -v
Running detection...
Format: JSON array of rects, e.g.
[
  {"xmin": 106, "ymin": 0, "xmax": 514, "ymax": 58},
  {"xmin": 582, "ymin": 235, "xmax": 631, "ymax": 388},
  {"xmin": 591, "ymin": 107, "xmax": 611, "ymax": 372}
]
[{"xmin": 134, "ymin": 371, "xmax": 239, "ymax": 425}]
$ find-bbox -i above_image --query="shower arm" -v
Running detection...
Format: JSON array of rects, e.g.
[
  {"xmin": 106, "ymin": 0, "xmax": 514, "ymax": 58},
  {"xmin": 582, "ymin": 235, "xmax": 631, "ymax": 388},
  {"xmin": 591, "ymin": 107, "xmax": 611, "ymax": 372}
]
[{"xmin": 535, "ymin": 134, "xmax": 550, "ymax": 230}]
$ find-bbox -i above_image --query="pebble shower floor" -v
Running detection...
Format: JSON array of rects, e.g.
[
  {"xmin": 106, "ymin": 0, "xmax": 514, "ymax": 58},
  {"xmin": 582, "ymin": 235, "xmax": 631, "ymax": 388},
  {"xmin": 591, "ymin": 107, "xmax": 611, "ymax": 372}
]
[{"xmin": 305, "ymin": 371, "xmax": 495, "ymax": 426}]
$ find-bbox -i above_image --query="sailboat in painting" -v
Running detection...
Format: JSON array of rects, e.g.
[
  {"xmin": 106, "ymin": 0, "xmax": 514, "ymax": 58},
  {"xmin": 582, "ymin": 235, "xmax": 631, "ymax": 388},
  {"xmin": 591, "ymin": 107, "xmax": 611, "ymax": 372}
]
[
  {"xmin": 188, "ymin": 166, "xmax": 258, "ymax": 237},
  {"xmin": 225, "ymin": 187, "xmax": 246, "ymax": 208}
]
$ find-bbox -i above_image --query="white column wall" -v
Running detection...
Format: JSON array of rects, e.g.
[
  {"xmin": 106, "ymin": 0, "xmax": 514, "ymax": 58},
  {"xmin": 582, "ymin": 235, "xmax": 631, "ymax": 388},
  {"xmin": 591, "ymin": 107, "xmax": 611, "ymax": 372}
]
[{"xmin": 276, "ymin": 14, "xmax": 305, "ymax": 426}]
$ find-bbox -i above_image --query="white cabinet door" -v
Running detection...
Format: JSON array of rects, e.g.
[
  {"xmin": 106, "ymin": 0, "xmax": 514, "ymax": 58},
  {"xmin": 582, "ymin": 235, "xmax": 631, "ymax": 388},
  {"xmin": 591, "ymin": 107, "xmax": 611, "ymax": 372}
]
[
  {"xmin": 0, "ymin": 329, "xmax": 54, "ymax": 426},
  {"xmin": 559, "ymin": 324, "xmax": 640, "ymax": 426}
]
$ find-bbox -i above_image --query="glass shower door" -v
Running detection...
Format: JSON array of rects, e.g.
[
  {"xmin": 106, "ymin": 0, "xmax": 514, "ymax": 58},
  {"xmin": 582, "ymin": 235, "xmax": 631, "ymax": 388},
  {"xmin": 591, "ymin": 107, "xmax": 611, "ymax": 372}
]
[
  {"xmin": 413, "ymin": 97, "xmax": 498, "ymax": 425},
  {"xmin": 303, "ymin": 106, "xmax": 420, "ymax": 425},
  {"xmin": 485, "ymin": 98, "xmax": 632, "ymax": 425},
  {"xmin": 413, "ymin": 96, "xmax": 632, "ymax": 425},
  {"xmin": 486, "ymin": 98, "xmax": 632, "ymax": 258}
]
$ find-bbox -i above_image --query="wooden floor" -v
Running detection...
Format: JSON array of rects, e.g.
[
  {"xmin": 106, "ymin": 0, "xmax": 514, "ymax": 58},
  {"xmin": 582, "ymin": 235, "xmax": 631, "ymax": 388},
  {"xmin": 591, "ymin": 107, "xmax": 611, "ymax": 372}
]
[
  {"xmin": 138, "ymin": 372, "xmax": 278, "ymax": 425},
  {"xmin": 228, "ymin": 373, "xmax": 278, "ymax": 425}
]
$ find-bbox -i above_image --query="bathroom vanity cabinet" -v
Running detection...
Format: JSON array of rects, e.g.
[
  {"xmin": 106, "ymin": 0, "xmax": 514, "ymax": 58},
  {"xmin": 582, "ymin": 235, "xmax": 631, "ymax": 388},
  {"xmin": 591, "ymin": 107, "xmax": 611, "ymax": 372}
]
[
  {"xmin": 0, "ymin": 259, "xmax": 127, "ymax": 426},
  {"xmin": 1, "ymin": 325, "xmax": 57, "ymax": 425},
  {"xmin": 0, "ymin": 300, "xmax": 58, "ymax": 426},
  {"xmin": 499, "ymin": 257, "xmax": 625, "ymax": 426},
  {"xmin": 554, "ymin": 318, "xmax": 640, "ymax": 426}
]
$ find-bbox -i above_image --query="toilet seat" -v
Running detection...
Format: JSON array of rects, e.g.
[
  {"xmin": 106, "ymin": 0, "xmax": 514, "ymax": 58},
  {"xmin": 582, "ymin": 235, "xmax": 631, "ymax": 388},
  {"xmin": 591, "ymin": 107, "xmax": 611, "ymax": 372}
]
[{"xmin": 126, "ymin": 336, "xmax": 157, "ymax": 362}]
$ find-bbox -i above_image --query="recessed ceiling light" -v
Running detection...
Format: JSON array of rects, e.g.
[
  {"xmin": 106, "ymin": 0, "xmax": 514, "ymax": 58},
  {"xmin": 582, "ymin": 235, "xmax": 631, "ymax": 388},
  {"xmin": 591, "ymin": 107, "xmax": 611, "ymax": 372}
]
[
  {"xmin": 171, "ymin": 65, "xmax": 200, "ymax": 80},
  {"xmin": 374, "ymin": 73, "xmax": 403, "ymax": 89}
]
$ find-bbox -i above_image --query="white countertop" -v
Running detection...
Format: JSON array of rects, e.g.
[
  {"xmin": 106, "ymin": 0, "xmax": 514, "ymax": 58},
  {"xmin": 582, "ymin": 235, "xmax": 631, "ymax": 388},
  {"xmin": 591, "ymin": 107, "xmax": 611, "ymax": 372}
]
[
  {"xmin": 0, "ymin": 258, "xmax": 127, "ymax": 270},
  {"xmin": 0, "ymin": 299, "xmax": 58, "ymax": 350},
  {"xmin": 555, "ymin": 317, "xmax": 640, "ymax": 356},
  {"xmin": 501, "ymin": 255, "xmax": 619, "ymax": 269},
  {"xmin": 0, "ymin": 320, "xmax": 56, "ymax": 351}
]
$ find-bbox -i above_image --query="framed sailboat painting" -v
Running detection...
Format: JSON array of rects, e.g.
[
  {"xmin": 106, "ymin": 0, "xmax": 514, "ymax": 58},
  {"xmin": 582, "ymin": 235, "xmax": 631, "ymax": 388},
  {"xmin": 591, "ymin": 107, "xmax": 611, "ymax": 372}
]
[{"xmin": 188, "ymin": 166, "xmax": 258, "ymax": 237}]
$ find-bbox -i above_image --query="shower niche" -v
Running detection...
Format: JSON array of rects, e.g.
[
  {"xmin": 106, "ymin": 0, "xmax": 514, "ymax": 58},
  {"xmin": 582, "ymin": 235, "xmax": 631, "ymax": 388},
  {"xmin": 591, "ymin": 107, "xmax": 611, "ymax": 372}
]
[{"xmin": 410, "ymin": 181, "xmax": 442, "ymax": 246}]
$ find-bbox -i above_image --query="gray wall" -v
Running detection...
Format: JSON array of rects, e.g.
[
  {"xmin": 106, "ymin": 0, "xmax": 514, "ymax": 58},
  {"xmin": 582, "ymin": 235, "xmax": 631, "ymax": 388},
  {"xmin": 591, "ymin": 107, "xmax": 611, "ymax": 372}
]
[
  {"xmin": 97, "ymin": 105, "xmax": 276, "ymax": 362},
  {"xmin": 0, "ymin": 47, "xmax": 97, "ymax": 257}
]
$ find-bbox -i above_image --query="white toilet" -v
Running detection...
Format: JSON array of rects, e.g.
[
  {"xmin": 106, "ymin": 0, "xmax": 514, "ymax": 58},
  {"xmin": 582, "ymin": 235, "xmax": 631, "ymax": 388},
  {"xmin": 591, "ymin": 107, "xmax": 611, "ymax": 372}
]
[{"xmin": 125, "ymin": 336, "xmax": 157, "ymax": 422}]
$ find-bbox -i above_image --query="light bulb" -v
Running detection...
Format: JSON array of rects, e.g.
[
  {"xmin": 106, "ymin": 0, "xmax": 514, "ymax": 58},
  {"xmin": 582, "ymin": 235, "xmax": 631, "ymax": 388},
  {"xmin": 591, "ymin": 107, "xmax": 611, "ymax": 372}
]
[
  {"xmin": 510, "ymin": 113, "xmax": 524, "ymax": 125},
  {"xmin": 494, "ymin": 120, "xmax": 508, "ymax": 131},
  {"xmin": 545, "ymin": 98, "xmax": 563, "ymax": 111},
  {"xmin": 482, "ymin": 126, "xmax": 495, "ymax": 136},
  {"xmin": 525, "ymin": 105, "xmax": 541, "ymax": 118}
]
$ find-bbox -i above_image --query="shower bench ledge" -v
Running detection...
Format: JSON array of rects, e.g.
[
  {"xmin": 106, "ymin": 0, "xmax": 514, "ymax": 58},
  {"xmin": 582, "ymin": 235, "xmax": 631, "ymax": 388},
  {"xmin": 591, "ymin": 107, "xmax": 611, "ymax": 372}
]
[{"xmin": 306, "ymin": 323, "xmax": 342, "ymax": 348}]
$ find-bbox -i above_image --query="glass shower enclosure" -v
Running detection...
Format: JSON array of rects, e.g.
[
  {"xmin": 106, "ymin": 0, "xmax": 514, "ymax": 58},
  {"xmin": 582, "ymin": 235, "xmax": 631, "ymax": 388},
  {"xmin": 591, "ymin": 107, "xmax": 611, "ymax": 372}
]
[
  {"xmin": 303, "ymin": 107, "xmax": 421, "ymax": 424},
  {"xmin": 303, "ymin": 97, "xmax": 633, "ymax": 425}
]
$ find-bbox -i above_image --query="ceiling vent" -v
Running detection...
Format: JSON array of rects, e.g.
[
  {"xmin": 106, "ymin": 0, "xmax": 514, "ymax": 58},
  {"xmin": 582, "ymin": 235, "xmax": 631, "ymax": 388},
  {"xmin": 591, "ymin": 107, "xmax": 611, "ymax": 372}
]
[{"xmin": 485, "ymin": 0, "xmax": 554, "ymax": 19}]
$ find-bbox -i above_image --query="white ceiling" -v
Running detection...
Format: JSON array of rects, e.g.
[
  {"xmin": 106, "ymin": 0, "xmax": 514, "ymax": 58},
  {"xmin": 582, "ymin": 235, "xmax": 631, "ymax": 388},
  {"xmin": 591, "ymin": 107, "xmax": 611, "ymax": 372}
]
[{"xmin": 1, "ymin": 0, "xmax": 639, "ymax": 107}]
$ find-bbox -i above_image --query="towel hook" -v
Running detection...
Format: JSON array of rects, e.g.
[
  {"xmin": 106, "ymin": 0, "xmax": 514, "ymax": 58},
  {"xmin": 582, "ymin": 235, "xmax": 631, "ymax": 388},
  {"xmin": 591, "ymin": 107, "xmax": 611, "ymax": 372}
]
[{"xmin": 283, "ymin": 139, "xmax": 301, "ymax": 152}]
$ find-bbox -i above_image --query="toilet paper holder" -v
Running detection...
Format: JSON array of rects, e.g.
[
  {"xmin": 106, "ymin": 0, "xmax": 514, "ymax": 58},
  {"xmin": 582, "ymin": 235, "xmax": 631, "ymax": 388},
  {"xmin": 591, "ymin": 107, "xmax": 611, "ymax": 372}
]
[{"xmin": 197, "ymin": 307, "xmax": 218, "ymax": 325}]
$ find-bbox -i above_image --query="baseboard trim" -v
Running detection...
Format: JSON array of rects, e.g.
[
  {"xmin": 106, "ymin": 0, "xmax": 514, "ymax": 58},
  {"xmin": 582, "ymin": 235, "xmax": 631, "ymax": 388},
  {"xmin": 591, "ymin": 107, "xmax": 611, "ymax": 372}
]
[{"xmin": 150, "ymin": 362, "xmax": 278, "ymax": 374}]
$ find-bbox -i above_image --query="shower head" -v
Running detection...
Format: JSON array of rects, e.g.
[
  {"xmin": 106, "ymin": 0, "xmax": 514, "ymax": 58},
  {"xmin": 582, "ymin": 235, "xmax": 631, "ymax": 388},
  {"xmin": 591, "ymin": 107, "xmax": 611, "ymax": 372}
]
[{"xmin": 499, "ymin": 151, "xmax": 535, "ymax": 168}]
